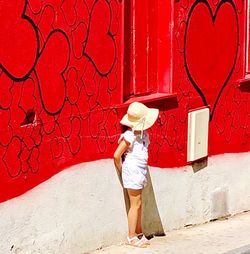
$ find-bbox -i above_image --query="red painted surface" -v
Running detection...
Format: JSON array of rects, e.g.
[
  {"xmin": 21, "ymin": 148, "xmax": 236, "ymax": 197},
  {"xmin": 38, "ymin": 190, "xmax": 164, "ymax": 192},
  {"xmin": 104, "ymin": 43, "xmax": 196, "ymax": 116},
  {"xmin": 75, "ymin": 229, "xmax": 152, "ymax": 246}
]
[
  {"xmin": 185, "ymin": 1, "xmax": 238, "ymax": 115},
  {"xmin": 0, "ymin": 0, "xmax": 249, "ymax": 202}
]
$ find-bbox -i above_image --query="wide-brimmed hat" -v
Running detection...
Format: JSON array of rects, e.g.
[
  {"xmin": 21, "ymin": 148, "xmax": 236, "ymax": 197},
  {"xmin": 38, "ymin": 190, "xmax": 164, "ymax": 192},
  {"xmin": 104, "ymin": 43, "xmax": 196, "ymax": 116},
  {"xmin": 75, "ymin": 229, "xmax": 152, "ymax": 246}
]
[{"xmin": 120, "ymin": 102, "xmax": 159, "ymax": 131}]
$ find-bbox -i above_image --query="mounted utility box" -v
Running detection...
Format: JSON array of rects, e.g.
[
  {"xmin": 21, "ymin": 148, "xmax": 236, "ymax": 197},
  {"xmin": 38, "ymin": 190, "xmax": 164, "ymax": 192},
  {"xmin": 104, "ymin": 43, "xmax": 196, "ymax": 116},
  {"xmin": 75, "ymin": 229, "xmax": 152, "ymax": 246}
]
[{"xmin": 187, "ymin": 108, "xmax": 210, "ymax": 162}]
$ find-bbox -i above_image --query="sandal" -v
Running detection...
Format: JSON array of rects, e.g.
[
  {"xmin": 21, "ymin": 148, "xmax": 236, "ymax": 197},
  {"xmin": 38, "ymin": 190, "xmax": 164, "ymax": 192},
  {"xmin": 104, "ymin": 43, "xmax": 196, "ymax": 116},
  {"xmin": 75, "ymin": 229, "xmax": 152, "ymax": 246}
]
[
  {"xmin": 137, "ymin": 233, "xmax": 150, "ymax": 245},
  {"xmin": 126, "ymin": 236, "xmax": 147, "ymax": 248}
]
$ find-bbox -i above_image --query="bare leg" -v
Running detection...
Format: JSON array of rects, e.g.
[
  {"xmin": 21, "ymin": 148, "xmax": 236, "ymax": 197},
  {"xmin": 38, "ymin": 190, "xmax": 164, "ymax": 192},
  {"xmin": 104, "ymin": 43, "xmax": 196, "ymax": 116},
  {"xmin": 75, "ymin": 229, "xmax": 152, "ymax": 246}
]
[
  {"xmin": 127, "ymin": 189, "xmax": 142, "ymax": 238},
  {"xmin": 135, "ymin": 205, "xmax": 142, "ymax": 235}
]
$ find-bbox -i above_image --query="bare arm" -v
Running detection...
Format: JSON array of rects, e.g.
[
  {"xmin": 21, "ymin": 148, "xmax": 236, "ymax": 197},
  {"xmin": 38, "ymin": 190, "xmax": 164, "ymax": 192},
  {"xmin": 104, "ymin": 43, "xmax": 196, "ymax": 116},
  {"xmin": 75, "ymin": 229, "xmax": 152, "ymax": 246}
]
[{"xmin": 113, "ymin": 139, "xmax": 129, "ymax": 173}]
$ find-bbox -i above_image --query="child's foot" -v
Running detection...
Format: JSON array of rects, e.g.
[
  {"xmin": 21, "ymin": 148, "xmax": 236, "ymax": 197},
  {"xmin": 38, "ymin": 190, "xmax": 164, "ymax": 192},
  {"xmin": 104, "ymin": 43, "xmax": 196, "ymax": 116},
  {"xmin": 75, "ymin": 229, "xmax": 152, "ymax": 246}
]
[
  {"xmin": 137, "ymin": 233, "xmax": 150, "ymax": 245},
  {"xmin": 126, "ymin": 236, "xmax": 148, "ymax": 248}
]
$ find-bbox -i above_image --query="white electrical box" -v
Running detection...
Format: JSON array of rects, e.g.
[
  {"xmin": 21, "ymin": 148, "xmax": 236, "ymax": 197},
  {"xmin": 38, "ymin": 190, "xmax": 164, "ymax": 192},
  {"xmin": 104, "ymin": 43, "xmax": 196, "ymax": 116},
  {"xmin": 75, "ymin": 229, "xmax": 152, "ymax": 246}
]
[{"xmin": 187, "ymin": 107, "xmax": 210, "ymax": 162}]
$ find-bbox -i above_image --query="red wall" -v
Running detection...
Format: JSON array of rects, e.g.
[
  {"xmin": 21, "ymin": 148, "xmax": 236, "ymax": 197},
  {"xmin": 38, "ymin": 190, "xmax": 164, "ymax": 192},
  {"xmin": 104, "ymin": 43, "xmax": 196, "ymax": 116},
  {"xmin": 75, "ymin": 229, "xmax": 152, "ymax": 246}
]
[{"xmin": 0, "ymin": 0, "xmax": 249, "ymax": 202}]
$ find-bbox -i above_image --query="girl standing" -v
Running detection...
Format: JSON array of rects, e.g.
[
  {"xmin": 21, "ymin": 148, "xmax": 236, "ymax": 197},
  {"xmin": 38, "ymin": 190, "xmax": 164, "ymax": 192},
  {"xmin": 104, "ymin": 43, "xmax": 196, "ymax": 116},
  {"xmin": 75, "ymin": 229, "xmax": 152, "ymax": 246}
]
[{"xmin": 113, "ymin": 102, "xmax": 159, "ymax": 248}]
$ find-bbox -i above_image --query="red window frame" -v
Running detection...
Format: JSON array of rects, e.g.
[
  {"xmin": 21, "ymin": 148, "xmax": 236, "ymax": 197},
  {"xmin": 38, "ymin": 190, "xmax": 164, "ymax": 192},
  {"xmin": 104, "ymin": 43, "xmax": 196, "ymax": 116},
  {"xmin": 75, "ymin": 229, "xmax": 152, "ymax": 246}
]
[
  {"xmin": 238, "ymin": 1, "xmax": 250, "ymax": 89},
  {"xmin": 246, "ymin": 0, "xmax": 250, "ymax": 73},
  {"xmin": 123, "ymin": 0, "xmax": 174, "ymax": 103}
]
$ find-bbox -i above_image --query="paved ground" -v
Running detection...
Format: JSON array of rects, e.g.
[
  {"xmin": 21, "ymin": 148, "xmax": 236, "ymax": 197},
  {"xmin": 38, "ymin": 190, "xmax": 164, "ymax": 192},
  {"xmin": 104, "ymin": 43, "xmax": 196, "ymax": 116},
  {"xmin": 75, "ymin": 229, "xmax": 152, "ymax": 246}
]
[{"xmin": 90, "ymin": 211, "xmax": 250, "ymax": 254}]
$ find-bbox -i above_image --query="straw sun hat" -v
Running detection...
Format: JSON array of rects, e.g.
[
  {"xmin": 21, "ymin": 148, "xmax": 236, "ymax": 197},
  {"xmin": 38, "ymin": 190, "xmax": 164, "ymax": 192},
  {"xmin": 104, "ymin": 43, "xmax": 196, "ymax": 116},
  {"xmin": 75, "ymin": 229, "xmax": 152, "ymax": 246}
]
[{"xmin": 120, "ymin": 102, "xmax": 159, "ymax": 131}]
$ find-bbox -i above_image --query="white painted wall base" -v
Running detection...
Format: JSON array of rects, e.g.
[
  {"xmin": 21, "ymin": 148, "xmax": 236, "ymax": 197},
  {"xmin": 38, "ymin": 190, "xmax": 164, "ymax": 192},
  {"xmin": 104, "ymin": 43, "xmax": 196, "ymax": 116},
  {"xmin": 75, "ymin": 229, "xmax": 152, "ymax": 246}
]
[{"xmin": 1, "ymin": 153, "xmax": 250, "ymax": 253}]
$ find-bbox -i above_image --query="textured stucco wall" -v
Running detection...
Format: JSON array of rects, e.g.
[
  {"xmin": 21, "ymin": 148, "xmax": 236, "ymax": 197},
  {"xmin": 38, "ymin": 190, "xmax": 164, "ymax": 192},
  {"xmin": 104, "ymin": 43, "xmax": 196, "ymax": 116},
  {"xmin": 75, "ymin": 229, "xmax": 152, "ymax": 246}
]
[
  {"xmin": 0, "ymin": 160, "xmax": 127, "ymax": 254},
  {"xmin": 1, "ymin": 153, "xmax": 250, "ymax": 253}
]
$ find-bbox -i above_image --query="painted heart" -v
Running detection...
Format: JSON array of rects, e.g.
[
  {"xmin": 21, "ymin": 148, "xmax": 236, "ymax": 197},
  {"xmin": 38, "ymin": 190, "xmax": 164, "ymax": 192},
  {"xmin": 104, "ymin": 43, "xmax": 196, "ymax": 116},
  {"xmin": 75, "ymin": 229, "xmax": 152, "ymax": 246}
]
[
  {"xmin": 31, "ymin": 123, "xmax": 43, "ymax": 146},
  {"xmin": 85, "ymin": 0, "xmax": 95, "ymax": 11},
  {"xmin": 105, "ymin": 109, "xmax": 118, "ymax": 144},
  {"xmin": 149, "ymin": 143, "xmax": 160, "ymax": 164},
  {"xmin": 0, "ymin": 109, "xmax": 13, "ymax": 146},
  {"xmin": 23, "ymin": 127, "xmax": 35, "ymax": 150},
  {"xmin": 214, "ymin": 104, "xmax": 226, "ymax": 134},
  {"xmin": 89, "ymin": 104, "xmax": 104, "ymax": 138},
  {"xmin": 66, "ymin": 117, "xmax": 81, "ymax": 155},
  {"xmin": 180, "ymin": 0, "xmax": 189, "ymax": 9},
  {"xmin": 71, "ymin": 22, "xmax": 88, "ymax": 59},
  {"xmin": 27, "ymin": 0, "xmax": 43, "ymax": 14},
  {"xmin": 156, "ymin": 112, "xmax": 167, "ymax": 146},
  {"xmin": 97, "ymin": 128, "xmax": 106, "ymax": 153},
  {"xmin": 78, "ymin": 85, "xmax": 90, "ymax": 117},
  {"xmin": 61, "ymin": 0, "xmax": 77, "ymax": 26},
  {"xmin": 0, "ymin": 0, "xmax": 38, "ymax": 80},
  {"xmin": 176, "ymin": 21, "xmax": 186, "ymax": 53},
  {"xmin": 166, "ymin": 115, "xmax": 177, "ymax": 146},
  {"xmin": 37, "ymin": 6, "xmax": 56, "ymax": 46},
  {"xmin": 19, "ymin": 78, "xmax": 37, "ymax": 117},
  {"xmin": 66, "ymin": 67, "xmax": 79, "ymax": 104},
  {"xmin": 81, "ymin": 60, "xmax": 102, "ymax": 109},
  {"xmin": 36, "ymin": 30, "xmax": 69, "ymax": 115},
  {"xmin": 9, "ymin": 82, "xmax": 27, "ymax": 129},
  {"xmin": 108, "ymin": 60, "xmax": 118, "ymax": 91},
  {"xmin": 184, "ymin": 0, "xmax": 238, "ymax": 116},
  {"xmin": 0, "ymin": 72, "xmax": 13, "ymax": 109},
  {"xmin": 3, "ymin": 137, "xmax": 22, "ymax": 177},
  {"xmin": 57, "ymin": 102, "xmax": 72, "ymax": 138},
  {"xmin": 28, "ymin": 147, "xmax": 40, "ymax": 173},
  {"xmin": 84, "ymin": 0, "xmax": 115, "ymax": 75},
  {"xmin": 98, "ymin": 77, "xmax": 111, "ymax": 108},
  {"xmin": 81, "ymin": 61, "xmax": 97, "ymax": 96},
  {"xmin": 20, "ymin": 146, "xmax": 30, "ymax": 173},
  {"xmin": 50, "ymin": 137, "xmax": 63, "ymax": 159},
  {"xmin": 38, "ymin": 110, "xmax": 56, "ymax": 134}
]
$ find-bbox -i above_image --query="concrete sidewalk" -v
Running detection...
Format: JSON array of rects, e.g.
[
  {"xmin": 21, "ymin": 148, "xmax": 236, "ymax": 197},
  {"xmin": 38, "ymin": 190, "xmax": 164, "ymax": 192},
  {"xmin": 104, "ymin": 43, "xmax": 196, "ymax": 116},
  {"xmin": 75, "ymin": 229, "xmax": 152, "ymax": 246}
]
[{"xmin": 89, "ymin": 211, "xmax": 250, "ymax": 254}]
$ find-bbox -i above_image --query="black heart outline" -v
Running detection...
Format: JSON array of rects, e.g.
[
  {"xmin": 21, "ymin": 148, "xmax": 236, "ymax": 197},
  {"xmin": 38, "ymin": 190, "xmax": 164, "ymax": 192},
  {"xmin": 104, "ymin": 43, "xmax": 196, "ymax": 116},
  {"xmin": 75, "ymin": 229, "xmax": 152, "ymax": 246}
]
[
  {"xmin": 184, "ymin": 0, "xmax": 239, "ymax": 120},
  {"xmin": 35, "ymin": 29, "xmax": 70, "ymax": 116},
  {"xmin": 0, "ymin": 0, "xmax": 39, "ymax": 81},
  {"xmin": 83, "ymin": 0, "xmax": 116, "ymax": 76}
]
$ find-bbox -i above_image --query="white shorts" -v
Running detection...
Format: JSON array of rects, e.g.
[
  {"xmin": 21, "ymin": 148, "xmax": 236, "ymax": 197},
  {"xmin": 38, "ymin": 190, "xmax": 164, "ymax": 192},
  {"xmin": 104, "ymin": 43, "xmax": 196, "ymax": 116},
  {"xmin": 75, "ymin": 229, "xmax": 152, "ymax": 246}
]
[{"xmin": 122, "ymin": 163, "xmax": 148, "ymax": 190}]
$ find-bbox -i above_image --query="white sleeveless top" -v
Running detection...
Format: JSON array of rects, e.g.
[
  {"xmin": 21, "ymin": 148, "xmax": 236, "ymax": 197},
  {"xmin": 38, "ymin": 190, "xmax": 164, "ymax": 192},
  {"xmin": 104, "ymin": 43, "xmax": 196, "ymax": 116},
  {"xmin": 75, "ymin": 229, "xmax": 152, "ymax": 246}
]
[{"xmin": 119, "ymin": 130, "xmax": 150, "ymax": 168}]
